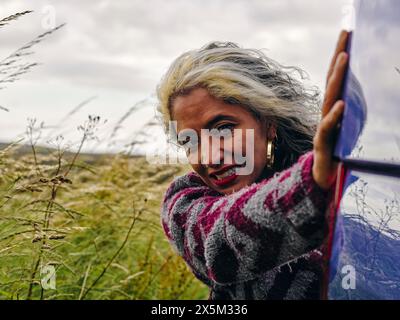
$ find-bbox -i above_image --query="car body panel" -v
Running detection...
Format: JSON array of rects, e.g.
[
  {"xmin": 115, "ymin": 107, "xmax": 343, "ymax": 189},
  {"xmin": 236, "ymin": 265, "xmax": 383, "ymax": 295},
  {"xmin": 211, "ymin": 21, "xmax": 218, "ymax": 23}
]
[
  {"xmin": 334, "ymin": 0, "xmax": 400, "ymax": 164},
  {"xmin": 326, "ymin": 0, "xmax": 400, "ymax": 299}
]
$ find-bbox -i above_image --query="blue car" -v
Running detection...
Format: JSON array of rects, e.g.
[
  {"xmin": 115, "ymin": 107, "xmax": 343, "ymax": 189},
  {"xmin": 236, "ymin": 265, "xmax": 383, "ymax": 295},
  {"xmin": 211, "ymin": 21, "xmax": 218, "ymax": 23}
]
[{"xmin": 323, "ymin": 0, "xmax": 400, "ymax": 299}]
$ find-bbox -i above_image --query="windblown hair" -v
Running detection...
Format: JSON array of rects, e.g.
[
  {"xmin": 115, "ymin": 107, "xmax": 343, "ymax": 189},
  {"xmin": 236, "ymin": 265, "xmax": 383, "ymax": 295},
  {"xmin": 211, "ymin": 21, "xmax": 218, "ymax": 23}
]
[{"xmin": 156, "ymin": 41, "xmax": 322, "ymax": 171}]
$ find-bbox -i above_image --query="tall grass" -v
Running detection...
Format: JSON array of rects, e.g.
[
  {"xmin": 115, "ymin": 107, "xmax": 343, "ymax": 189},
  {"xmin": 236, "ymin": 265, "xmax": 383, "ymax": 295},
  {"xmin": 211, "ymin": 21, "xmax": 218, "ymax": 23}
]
[
  {"xmin": 0, "ymin": 18, "xmax": 65, "ymax": 91},
  {"xmin": 0, "ymin": 11, "xmax": 208, "ymax": 300},
  {"xmin": 0, "ymin": 116, "xmax": 208, "ymax": 300}
]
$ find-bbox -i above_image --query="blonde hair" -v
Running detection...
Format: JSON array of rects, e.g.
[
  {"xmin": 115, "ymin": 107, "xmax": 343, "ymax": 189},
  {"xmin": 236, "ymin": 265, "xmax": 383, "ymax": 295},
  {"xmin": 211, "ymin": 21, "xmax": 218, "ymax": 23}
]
[{"xmin": 156, "ymin": 41, "xmax": 321, "ymax": 170}]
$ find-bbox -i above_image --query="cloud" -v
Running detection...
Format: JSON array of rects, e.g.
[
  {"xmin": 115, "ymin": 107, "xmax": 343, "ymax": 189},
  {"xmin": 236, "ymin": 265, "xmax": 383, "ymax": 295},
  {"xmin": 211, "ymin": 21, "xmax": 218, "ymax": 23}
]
[{"xmin": 0, "ymin": 0, "xmax": 350, "ymax": 152}]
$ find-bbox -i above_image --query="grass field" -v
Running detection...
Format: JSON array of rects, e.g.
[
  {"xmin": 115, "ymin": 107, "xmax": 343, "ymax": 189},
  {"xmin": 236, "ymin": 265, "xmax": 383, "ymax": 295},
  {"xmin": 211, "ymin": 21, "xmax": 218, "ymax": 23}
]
[
  {"xmin": 0, "ymin": 139, "xmax": 209, "ymax": 300},
  {"xmin": 0, "ymin": 9, "xmax": 209, "ymax": 300}
]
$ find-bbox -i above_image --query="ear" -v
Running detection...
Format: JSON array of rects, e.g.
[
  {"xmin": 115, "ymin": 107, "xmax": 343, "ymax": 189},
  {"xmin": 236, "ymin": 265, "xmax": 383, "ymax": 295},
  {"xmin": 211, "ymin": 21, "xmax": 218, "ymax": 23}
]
[
  {"xmin": 267, "ymin": 123, "xmax": 277, "ymax": 140},
  {"xmin": 262, "ymin": 117, "xmax": 276, "ymax": 140}
]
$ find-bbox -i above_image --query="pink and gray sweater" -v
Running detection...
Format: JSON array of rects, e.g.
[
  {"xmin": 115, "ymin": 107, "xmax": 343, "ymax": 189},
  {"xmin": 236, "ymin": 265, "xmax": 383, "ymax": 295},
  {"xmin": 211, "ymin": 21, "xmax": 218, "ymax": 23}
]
[{"xmin": 161, "ymin": 151, "xmax": 330, "ymax": 300}]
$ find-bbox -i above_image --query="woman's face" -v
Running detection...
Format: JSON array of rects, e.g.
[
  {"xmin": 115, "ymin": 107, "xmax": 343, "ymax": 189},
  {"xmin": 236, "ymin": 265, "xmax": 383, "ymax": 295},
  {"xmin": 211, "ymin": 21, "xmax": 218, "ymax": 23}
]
[{"xmin": 171, "ymin": 87, "xmax": 274, "ymax": 195}]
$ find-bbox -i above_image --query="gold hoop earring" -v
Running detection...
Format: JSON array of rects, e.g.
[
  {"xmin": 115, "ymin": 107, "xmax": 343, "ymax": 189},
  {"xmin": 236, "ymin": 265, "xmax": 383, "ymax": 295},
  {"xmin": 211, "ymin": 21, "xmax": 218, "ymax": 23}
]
[{"xmin": 266, "ymin": 140, "xmax": 275, "ymax": 169}]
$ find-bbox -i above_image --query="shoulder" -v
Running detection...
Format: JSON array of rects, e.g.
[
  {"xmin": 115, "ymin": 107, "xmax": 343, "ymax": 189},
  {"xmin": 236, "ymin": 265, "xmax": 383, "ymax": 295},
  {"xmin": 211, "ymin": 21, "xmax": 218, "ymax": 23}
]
[
  {"xmin": 163, "ymin": 170, "xmax": 224, "ymax": 204},
  {"xmin": 160, "ymin": 170, "xmax": 221, "ymax": 250},
  {"xmin": 163, "ymin": 171, "xmax": 207, "ymax": 200},
  {"xmin": 161, "ymin": 170, "xmax": 221, "ymax": 221}
]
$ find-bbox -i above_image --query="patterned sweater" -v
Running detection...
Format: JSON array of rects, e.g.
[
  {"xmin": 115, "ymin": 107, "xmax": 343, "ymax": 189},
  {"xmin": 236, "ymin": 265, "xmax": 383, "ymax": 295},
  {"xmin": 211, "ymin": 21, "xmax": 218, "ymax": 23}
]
[{"xmin": 160, "ymin": 151, "xmax": 330, "ymax": 300}]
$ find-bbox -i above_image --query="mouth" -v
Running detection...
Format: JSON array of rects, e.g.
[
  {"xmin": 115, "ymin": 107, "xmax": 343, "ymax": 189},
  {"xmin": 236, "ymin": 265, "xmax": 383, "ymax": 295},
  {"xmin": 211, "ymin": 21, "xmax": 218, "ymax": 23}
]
[{"xmin": 209, "ymin": 165, "xmax": 243, "ymax": 187}]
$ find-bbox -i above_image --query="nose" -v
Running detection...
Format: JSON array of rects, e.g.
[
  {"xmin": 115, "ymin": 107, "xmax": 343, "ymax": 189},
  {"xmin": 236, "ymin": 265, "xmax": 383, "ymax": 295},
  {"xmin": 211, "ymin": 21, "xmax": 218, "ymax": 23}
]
[
  {"xmin": 202, "ymin": 139, "xmax": 234, "ymax": 168},
  {"xmin": 204, "ymin": 148, "xmax": 224, "ymax": 168}
]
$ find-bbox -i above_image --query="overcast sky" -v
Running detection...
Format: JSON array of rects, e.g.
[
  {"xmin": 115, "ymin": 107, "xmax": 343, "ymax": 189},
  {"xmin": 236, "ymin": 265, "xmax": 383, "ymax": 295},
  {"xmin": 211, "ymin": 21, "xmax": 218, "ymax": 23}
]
[{"xmin": 0, "ymin": 0, "xmax": 352, "ymax": 154}]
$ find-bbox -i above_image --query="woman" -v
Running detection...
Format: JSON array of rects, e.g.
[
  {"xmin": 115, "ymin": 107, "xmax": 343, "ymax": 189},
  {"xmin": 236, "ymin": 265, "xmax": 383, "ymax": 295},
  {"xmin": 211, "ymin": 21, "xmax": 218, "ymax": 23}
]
[{"xmin": 156, "ymin": 31, "xmax": 349, "ymax": 299}]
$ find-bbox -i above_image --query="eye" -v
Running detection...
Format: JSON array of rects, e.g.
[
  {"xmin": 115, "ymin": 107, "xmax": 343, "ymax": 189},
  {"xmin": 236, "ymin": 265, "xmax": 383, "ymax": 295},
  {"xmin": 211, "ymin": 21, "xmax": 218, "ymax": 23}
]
[{"xmin": 216, "ymin": 123, "xmax": 235, "ymax": 132}]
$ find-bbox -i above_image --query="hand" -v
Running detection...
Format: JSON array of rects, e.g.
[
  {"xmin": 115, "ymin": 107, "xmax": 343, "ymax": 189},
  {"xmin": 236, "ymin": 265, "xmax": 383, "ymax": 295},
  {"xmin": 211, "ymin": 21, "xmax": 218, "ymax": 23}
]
[{"xmin": 312, "ymin": 30, "xmax": 349, "ymax": 190}]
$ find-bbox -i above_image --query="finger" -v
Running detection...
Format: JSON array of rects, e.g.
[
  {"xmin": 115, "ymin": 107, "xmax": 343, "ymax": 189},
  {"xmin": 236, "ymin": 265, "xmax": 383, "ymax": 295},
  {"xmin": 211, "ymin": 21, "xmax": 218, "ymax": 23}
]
[
  {"xmin": 326, "ymin": 30, "xmax": 349, "ymax": 86},
  {"xmin": 317, "ymin": 100, "xmax": 345, "ymax": 148},
  {"xmin": 322, "ymin": 52, "xmax": 348, "ymax": 117}
]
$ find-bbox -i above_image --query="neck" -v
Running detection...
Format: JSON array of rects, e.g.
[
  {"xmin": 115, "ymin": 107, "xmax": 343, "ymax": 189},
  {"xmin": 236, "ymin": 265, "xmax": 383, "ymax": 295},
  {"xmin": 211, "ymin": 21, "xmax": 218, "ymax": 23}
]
[{"xmin": 255, "ymin": 166, "xmax": 275, "ymax": 183}]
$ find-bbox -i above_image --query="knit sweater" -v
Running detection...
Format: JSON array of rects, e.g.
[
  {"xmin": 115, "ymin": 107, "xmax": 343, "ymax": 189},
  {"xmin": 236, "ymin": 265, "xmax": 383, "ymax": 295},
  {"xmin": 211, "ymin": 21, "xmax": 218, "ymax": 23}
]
[{"xmin": 160, "ymin": 151, "xmax": 330, "ymax": 300}]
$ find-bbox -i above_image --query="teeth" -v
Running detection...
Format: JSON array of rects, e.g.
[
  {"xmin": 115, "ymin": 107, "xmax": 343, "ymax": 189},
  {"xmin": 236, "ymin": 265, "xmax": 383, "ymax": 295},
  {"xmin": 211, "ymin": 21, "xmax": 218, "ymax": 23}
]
[{"xmin": 215, "ymin": 167, "xmax": 236, "ymax": 180}]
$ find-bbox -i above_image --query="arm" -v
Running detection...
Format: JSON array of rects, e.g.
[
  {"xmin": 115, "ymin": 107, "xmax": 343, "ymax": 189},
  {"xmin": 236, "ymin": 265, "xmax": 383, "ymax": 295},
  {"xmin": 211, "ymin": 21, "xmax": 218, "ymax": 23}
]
[{"xmin": 161, "ymin": 151, "xmax": 329, "ymax": 286}]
